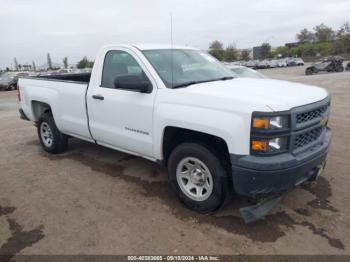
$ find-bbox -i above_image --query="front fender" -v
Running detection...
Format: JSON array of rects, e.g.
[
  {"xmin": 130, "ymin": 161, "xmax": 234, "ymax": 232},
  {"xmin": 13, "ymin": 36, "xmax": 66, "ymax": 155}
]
[{"xmin": 153, "ymin": 103, "xmax": 252, "ymax": 159}]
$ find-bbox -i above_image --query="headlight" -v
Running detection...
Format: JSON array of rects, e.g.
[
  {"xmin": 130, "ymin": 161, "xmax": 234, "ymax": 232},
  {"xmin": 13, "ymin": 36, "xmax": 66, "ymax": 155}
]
[
  {"xmin": 252, "ymin": 115, "xmax": 289, "ymax": 130},
  {"xmin": 251, "ymin": 137, "xmax": 288, "ymax": 154}
]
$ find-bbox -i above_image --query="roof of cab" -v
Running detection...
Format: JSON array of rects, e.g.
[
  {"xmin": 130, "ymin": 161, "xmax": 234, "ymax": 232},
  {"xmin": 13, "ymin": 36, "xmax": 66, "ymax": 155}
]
[
  {"xmin": 101, "ymin": 43, "xmax": 199, "ymax": 51},
  {"xmin": 133, "ymin": 43, "xmax": 198, "ymax": 50}
]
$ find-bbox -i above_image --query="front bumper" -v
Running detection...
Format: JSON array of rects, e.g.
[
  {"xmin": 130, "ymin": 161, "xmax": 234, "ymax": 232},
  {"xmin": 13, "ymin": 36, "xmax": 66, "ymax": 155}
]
[
  {"xmin": 231, "ymin": 127, "xmax": 331, "ymax": 198},
  {"xmin": 19, "ymin": 108, "xmax": 30, "ymax": 121}
]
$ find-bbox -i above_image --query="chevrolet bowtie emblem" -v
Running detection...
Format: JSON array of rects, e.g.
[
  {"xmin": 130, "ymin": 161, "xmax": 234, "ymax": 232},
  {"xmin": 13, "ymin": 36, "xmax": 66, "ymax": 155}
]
[{"xmin": 320, "ymin": 117, "xmax": 328, "ymax": 126}]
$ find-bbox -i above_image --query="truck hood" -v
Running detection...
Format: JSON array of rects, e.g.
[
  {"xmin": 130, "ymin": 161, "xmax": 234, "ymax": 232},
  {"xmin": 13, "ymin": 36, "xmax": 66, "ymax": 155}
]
[{"xmin": 178, "ymin": 78, "xmax": 328, "ymax": 111}]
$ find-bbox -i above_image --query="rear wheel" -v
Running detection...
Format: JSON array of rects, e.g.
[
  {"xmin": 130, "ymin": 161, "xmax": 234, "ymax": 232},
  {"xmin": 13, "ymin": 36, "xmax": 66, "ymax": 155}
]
[
  {"xmin": 37, "ymin": 112, "xmax": 68, "ymax": 154},
  {"xmin": 168, "ymin": 143, "xmax": 229, "ymax": 213},
  {"xmin": 305, "ymin": 68, "xmax": 314, "ymax": 75},
  {"xmin": 335, "ymin": 66, "xmax": 344, "ymax": 72}
]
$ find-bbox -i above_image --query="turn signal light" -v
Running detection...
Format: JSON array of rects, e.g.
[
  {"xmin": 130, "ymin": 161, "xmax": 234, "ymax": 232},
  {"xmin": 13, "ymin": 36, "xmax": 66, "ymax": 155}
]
[
  {"xmin": 253, "ymin": 118, "xmax": 269, "ymax": 129},
  {"xmin": 251, "ymin": 140, "xmax": 267, "ymax": 152}
]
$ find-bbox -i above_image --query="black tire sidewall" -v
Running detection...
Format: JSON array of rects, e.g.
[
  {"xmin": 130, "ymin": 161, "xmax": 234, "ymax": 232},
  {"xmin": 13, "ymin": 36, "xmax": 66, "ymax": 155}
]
[
  {"xmin": 168, "ymin": 142, "xmax": 228, "ymax": 213},
  {"xmin": 37, "ymin": 113, "xmax": 67, "ymax": 154}
]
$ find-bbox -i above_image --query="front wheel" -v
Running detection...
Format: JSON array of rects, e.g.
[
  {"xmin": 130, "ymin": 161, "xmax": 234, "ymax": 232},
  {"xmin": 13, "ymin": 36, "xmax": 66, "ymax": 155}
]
[
  {"xmin": 168, "ymin": 143, "xmax": 229, "ymax": 213},
  {"xmin": 37, "ymin": 112, "xmax": 68, "ymax": 154}
]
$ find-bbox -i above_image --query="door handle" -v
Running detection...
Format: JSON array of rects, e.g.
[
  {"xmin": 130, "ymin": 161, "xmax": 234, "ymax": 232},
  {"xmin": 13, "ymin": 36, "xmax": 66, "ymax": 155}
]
[{"xmin": 92, "ymin": 94, "xmax": 104, "ymax": 100}]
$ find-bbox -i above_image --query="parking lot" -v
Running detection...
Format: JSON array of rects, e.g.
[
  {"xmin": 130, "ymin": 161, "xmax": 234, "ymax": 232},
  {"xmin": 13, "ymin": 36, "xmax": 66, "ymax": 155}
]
[{"xmin": 0, "ymin": 66, "xmax": 350, "ymax": 255}]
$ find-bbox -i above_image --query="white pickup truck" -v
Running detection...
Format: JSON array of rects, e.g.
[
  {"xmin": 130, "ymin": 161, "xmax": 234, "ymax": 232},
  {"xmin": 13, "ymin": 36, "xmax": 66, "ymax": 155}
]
[{"xmin": 18, "ymin": 44, "xmax": 331, "ymax": 217}]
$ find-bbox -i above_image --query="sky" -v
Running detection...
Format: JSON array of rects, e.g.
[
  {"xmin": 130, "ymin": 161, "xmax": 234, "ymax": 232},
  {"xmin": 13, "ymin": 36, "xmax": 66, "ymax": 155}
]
[{"xmin": 0, "ymin": 0, "xmax": 349, "ymax": 68}]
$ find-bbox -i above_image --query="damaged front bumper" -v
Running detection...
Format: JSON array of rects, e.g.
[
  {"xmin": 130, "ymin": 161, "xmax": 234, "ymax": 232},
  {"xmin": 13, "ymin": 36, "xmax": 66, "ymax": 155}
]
[{"xmin": 230, "ymin": 127, "xmax": 331, "ymax": 199}]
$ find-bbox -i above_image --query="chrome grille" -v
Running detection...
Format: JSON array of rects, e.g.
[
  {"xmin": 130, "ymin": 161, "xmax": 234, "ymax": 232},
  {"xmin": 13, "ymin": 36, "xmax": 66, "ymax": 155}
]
[
  {"xmin": 296, "ymin": 104, "xmax": 329, "ymax": 124},
  {"xmin": 294, "ymin": 127, "xmax": 323, "ymax": 149}
]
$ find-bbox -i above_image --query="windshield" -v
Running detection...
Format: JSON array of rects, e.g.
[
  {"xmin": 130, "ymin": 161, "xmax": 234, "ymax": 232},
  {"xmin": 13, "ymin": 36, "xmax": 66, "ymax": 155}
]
[
  {"xmin": 230, "ymin": 67, "xmax": 266, "ymax": 79},
  {"xmin": 142, "ymin": 49, "xmax": 234, "ymax": 88}
]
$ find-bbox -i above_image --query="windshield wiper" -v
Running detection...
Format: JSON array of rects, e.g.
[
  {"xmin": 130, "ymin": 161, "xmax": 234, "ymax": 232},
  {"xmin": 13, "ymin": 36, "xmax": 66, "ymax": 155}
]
[
  {"xmin": 219, "ymin": 76, "xmax": 234, "ymax": 80},
  {"xmin": 172, "ymin": 81, "xmax": 198, "ymax": 89},
  {"xmin": 172, "ymin": 76, "xmax": 234, "ymax": 89}
]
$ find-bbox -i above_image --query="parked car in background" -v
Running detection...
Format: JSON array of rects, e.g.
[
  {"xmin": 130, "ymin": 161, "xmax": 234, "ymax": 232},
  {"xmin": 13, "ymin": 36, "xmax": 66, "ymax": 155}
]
[
  {"xmin": 276, "ymin": 59, "xmax": 287, "ymax": 67},
  {"xmin": 305, "ymin": 56, "xmax": 344, "ymax": 75},
  {"xmin": 226, "ymin": 65, "xmax": 266, "ymax": 79},
  {"xmin": 346, "ymin": 62, "xmax": 350, "ymax": 71},
  {"xmin": 245, "ymin": 60, "xmax": 258, "ymax": 68},
  {"xmin": 255, "ymin": 60, "xmax": 269, "ymax": 69},
  {"xmin": 287, "ymin": 58, "xmax": 305, "ymax": 67},
  {"xmin": 0, "ymin": 72, "xmax": 29, "ymax": 91}
]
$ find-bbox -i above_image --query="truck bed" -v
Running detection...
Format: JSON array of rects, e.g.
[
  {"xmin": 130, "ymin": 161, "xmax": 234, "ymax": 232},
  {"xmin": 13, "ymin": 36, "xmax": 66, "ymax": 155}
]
[
  {"xmin": 18, "ymin": 75, "xmax": 93, "ymax": 142},
  {"xmin": 36, "ymin": 73, "xmax": 91, "ymax": 83}
]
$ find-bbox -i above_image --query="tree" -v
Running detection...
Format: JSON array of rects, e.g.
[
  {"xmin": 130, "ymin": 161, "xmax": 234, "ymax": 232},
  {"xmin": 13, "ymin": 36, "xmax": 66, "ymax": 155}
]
[
  {"xmin": 260, "ymin": 42, "xmax": 271, "ymax": 59},
  {"xmin": 18, "ymin": 64, "xmax": 22, "ymax": 71},
  {"xmin": 336, "ymin": 22, "xmax": 350, "ymax": 53},
  {"xmin": 208, "ymin": 40, "xmax": 225, "ymax": 61},
  {"xmin": 240, "ymin": 49, "xmax": 250, "ymax": 61},
  {"xmin": 302, "ymin": 44, "xmax": 317, "ymax": 57},
  {"xmin": 315, "ymin": 42, "xmax": 333, "ymax": 56},
  {"xmin": 63, "ymin": 57, "xmax": 68, "ymax": 69},
  {"xmin": 32, "ymin": 61, "xmax": 36, "ymax": 71},
  {"xmin": 314, "ymin": 24, "xmax": 335, "ymax": 42},
  {"xmin": 296, "ymin": 28, "xmax": 315, "ymax": 43},
  {"xmin": 6, "ymin": 67, "xmax": 10, "ymax": 72},
  {"xmin": 209, "ymin": 40, "xmax": 223, "ymax": 50},
  {"xmin": 14, "ymin": 58, "xmax": 19, "ymax": 71},
  {"xmin": 274, "ymin": 46, "xmax": 290, "ymax": 58},
  {"xmin": 224, "ymin": 44, "xmax": 238, "ymax": 61},
  {"xmin": 47, "ymin": 53, "xmax": 53, "ymax": 70},
  {"xmin": 77, "ymin": 56, "xmax": 94, "ymax": 69}
]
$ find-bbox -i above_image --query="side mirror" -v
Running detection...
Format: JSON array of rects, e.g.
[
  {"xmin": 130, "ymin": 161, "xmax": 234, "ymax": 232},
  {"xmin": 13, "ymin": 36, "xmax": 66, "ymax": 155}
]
[{"xmin": 114, "ymin": 75, "xmax": 151, "ymax": 93}]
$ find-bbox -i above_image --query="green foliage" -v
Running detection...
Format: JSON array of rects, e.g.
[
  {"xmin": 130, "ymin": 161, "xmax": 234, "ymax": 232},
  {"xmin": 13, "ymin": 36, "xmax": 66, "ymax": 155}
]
[
  {"xmin": 13, "ymin": 58, "xmax": 19, "ymax": 71},
  {"xmin": 209, "ymin": 40, "xmax": 225, "ymax": 61},
  {"xmin": 314, "ymin": 24, "xmax": 335, "ymax": 42},
  {"xmin": 47, "ymin": 53, "xmax": 53, "ymax": 70},
  {"xmin": 274, "ymin": 46, "xmax": 290, "ymax": 57},
  {"xmin": 301, "ymin": 44, "xmax": 316, "ymax": 57},
  {"xmin": 63, "ymin": 57, "xmax": 68, "ymax": 69},
  {"xmin": 336, "ymin": 22, "xmax": 350, "ymax": 54},
  {"xmin": 240, "ymin": 49, "xmax": 250, "ymax": 61},
  {"xmin": 209, "ymin": 40, "xmax": 224, "ymax": 50},
  {"xmin": 208, "ymin": 49, "xmax": 225, "ymax": 61},
  {"xmin": 224, "ymin": 44, "xmax": 238, "ymax": 61},
  {"xmin": 274, "ymin": 21, "xmax": 350, "ymax": 58},
  {"xmin": 77, "ymin": 56, "xmax": 94, "ymax": 69},
  {"xmin": 314, "ymin": 42, "xmax": 333, "ymax": 56},
  {"xmin": 32, "ymin": 61, "xmax": 36, "ymax": 71},
  {"xmin": 296, "ymin": 28, "xmax": 315, "ymax": 43}
]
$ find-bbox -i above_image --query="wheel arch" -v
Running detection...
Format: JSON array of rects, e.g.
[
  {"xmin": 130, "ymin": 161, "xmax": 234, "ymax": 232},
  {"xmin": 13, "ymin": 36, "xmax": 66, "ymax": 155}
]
[
  {"xmin": 31, "ymin": 100, "xmax": 52, "ymax": 121},
  {"xmin": 161, "ymin": 126, "xmax": 231, "ymax": 171}
]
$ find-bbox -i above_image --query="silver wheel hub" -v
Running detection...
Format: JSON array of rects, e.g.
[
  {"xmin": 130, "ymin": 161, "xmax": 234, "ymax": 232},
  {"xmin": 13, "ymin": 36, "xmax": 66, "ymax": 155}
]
[
  {"xmin": 176, "ymin": 157, "xmax": 213, "ymax": 202},
  {"xmin": 40, "ymin": 122, "xmax": 53, "ymax": 148}
]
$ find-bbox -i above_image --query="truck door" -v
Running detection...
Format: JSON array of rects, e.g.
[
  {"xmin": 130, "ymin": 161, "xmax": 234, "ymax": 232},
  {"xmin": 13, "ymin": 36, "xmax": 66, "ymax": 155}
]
[{"xmin": 87, "ymin": 48, "xmax": 157, "ymax": 158}]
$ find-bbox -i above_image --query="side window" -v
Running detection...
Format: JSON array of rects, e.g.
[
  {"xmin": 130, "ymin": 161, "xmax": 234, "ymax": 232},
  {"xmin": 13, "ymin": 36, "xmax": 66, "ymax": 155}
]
[{"xmin": 101, "ymin": 50, "xmax": 146, "ymax": 89}]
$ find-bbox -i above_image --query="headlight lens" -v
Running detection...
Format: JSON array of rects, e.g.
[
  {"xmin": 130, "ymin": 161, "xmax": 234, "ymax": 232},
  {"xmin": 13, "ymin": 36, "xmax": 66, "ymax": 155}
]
[
  {"xmin": 251, "ymin": 137, "xmax": 288, "ymax": 153},
  {"xmin": 252, "ymin": 115, "xmax": 289, "ymax": 130}
]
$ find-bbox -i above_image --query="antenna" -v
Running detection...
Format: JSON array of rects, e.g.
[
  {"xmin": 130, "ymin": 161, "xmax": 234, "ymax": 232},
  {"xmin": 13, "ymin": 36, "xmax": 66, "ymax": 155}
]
[{"xmin": 170, "ymin": 12, "xmax": 174, "ymax": 88}]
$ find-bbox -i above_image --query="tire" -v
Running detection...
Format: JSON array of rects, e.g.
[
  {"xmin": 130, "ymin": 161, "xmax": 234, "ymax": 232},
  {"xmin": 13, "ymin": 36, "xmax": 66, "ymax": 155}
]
[
  {"xmin": 336, "ymin": 66, "xmax": 344, "ymax": 72},
  {"xmin": 37, "ymin": 112, "xmax": 68, "ymax": 154},
  {"xmin": 168, "ymin": 142, "xmax": 229, "ymax": 213},
  {"xmin": 305, "ymin": 68, "xmax": 313, "ymax": 75}
]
